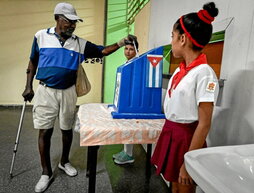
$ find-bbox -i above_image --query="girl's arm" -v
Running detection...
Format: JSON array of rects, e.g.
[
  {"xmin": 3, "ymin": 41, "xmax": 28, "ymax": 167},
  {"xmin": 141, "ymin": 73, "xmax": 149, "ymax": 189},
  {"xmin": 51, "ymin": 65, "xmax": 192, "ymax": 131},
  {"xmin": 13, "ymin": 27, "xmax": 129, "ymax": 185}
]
[
  {"xmin": 178, "ymin": 102, "xmax": 214, "ymax": 185},
  {"xmin": 189, "ymin": 102, "xmax": 214, "ymax": 151}
]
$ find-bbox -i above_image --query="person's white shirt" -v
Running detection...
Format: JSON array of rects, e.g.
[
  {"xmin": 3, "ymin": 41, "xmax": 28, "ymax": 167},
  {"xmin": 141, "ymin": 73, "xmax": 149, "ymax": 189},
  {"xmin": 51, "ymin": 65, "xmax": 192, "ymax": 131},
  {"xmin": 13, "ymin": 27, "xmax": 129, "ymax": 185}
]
[{"xmin": 164, "ymin": 64, "xmax": 219, "ymax": 123}]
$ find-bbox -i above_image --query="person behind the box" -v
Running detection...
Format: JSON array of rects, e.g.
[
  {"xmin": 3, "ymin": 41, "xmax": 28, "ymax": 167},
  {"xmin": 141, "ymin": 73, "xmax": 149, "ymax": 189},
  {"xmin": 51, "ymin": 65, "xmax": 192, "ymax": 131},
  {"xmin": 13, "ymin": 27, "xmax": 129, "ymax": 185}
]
[
  {"xmin": 22, "ymin": 2, "xmax": 136, "ymax": 192},
  {"xmin": 112, "ymin": 37, "xmax": 139, "ymax": 165},
  {"xmin": 151, "ymin": 2, "xmax": 219, "ymax": 193}
]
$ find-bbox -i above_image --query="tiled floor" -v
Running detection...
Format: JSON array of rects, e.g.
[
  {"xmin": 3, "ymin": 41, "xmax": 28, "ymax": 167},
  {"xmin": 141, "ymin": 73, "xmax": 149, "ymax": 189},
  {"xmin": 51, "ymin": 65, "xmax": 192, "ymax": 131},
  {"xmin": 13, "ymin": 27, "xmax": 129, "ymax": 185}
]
[{"xmin": 0, "ymin": 106, "xmax": 169, "ymax": 193}]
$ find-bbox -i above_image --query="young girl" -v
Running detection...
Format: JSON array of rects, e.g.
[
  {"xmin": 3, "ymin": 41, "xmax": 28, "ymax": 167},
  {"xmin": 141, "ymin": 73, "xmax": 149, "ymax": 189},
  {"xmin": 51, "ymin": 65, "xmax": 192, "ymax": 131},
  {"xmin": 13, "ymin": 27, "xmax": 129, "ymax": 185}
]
[{"xmin": 151, "ymin": 2, "xmax": 219, "ymax": 193}]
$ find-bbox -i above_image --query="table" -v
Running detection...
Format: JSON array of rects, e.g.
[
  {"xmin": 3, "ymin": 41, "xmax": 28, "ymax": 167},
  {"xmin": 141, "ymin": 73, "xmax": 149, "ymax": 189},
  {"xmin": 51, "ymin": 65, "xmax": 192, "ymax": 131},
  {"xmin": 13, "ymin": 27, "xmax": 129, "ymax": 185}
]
[{"xmin": 78, "ymin": 103, "xmax": 165, "ymax": 193}]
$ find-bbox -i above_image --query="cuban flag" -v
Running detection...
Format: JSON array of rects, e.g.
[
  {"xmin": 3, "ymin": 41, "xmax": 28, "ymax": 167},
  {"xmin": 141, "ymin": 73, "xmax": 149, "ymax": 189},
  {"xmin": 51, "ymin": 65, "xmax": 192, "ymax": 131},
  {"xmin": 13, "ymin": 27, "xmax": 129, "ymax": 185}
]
[{"xmin": 146, "ymin": 54, "xmax": 163, "ymax": 88}]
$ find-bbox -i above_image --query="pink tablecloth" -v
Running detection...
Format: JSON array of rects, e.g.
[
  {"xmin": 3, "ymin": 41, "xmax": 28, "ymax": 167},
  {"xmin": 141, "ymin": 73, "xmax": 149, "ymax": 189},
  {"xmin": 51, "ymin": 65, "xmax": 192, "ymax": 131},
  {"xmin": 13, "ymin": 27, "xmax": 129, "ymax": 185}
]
[{"xmin": 78, "ymin": 103, "xmax": 165, "ymax": 146}]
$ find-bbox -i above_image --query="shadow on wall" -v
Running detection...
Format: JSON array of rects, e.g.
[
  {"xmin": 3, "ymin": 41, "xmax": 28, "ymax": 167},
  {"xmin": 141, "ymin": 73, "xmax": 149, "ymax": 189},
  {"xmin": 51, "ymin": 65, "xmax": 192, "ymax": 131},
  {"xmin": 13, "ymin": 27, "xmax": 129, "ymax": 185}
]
[{"xmin": 208, "ymin": 62, "xmax": 254, "ymax": 146}]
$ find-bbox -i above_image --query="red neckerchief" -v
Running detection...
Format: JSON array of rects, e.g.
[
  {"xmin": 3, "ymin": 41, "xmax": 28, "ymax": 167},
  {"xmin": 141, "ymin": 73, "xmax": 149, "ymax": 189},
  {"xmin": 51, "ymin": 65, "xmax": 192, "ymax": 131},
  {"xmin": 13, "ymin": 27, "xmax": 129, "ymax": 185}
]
[{"xmin": 168, "ymin": 53, "xmax": 207, "ymax": 97}]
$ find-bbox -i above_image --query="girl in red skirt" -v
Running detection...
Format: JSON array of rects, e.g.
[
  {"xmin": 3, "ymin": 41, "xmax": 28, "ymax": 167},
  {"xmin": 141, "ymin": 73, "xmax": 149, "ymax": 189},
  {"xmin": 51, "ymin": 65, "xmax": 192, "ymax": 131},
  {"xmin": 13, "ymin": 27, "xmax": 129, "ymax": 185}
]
[{"xmin": 151, "ymin": 2, "xmax": 219, "ymax": 193}]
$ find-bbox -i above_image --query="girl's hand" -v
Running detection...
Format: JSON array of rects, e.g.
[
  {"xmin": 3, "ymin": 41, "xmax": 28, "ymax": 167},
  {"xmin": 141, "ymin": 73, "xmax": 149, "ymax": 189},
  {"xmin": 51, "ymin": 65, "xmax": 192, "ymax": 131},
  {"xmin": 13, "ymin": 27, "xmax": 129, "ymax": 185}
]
[{"xmin": 178, "ymin": 163, "xmax": 194, "ymax": 185}]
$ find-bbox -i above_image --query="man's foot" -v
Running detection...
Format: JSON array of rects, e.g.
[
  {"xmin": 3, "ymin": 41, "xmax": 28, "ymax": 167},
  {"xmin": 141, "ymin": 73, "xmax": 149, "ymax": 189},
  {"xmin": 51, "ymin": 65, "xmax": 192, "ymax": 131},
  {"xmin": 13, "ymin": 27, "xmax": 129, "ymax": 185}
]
[
  {"xmin": 58, "ymin": 163, "xmax": 78, "ymax": 177},
  {"xmin": 112, "ymin": 150, "xmax": 125, "ymax": 159},
  {"xmin": 35, "ymin": 175, "xmax": 53, "ymax": 193},
  {"xmin": 114, "ymin": 151, "xmax": 134, "ymax": 165}
]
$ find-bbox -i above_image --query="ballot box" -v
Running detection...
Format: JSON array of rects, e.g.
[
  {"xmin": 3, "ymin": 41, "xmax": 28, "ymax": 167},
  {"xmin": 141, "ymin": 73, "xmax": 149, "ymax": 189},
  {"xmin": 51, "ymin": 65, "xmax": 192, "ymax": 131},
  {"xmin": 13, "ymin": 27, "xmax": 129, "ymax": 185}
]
[{"xmin": 110, "ymin": 46, "xmax": 165, "ymax": 119}]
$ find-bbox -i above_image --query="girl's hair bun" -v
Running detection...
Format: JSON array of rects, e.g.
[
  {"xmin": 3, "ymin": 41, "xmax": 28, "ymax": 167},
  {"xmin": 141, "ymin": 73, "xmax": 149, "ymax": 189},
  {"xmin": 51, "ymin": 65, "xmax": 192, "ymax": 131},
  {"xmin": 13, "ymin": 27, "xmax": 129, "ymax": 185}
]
[{"xmin": 203, "ymin": 2, "xmax": 219, "ymax": 18}]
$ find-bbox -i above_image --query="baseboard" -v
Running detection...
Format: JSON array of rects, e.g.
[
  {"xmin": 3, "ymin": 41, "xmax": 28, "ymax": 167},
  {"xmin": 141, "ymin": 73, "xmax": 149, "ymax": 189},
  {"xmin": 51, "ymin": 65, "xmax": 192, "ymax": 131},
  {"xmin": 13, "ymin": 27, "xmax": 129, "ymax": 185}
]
[
  {"xmin": 0, "ymin": 104, "xmax": 33, "ymax": 110},
  {"xmin": 0, "ymin": 104, "xmax": 80, "ymax": 110}
]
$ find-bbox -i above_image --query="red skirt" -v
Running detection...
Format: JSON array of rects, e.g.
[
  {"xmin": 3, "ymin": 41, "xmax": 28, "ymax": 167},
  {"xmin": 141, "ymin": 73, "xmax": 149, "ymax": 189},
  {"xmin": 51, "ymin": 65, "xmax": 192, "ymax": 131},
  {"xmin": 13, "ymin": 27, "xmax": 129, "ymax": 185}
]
[{"xmin": 151, "ymin": 119, "xmax": 205, "ymax": 182}]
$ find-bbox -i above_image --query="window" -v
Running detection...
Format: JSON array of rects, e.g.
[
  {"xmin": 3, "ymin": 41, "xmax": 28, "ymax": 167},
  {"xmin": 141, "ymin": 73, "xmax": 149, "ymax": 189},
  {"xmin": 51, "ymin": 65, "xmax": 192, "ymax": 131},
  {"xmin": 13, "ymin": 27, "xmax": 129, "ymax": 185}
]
[{"xmin": 127, "ymin": 0, "xmax": 150, "ymax": 25}]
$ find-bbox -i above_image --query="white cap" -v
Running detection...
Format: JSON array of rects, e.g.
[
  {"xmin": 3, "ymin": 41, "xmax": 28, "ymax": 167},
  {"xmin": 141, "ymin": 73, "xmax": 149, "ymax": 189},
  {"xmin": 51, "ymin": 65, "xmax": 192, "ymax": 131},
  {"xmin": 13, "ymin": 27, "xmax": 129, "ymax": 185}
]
[{"xmin": 54, "ymin": 2, "xmax": 83, "ymax": 22}]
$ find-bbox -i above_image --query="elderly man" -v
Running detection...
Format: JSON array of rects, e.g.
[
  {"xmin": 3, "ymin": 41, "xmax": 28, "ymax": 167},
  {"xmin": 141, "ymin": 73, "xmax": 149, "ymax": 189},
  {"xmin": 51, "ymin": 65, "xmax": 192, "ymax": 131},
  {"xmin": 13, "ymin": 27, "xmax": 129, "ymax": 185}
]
[{"xmin": 22, "ymin": 2, "xmax": 135, "ymax": 192}]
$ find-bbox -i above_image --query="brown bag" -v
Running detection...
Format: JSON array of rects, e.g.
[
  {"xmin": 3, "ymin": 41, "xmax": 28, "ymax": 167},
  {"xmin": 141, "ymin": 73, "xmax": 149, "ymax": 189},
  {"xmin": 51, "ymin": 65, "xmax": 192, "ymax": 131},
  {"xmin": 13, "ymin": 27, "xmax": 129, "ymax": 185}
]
[
  {"xmin": 75, "ymin": 37, "xmax": 91, "ymax": 97},
  {"xmin": 76, "ymin": 64, "xmax": 91, "ymax": 97}
]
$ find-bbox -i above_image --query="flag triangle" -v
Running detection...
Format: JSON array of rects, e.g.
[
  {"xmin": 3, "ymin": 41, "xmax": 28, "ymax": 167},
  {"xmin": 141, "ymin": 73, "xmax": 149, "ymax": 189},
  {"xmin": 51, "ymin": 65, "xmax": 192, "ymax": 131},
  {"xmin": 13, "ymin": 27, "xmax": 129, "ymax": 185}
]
[{"xmin": 147, "ymin": 55, "xmax": 163, "ymax": 67}]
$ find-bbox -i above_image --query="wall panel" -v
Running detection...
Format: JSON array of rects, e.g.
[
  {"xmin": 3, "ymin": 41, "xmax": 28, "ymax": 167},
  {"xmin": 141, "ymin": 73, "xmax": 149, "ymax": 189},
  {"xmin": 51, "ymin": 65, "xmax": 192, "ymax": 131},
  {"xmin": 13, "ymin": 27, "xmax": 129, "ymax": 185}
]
[{"xmin": 0, "ymin": 0, "xmax": 105, "ymax": 105}]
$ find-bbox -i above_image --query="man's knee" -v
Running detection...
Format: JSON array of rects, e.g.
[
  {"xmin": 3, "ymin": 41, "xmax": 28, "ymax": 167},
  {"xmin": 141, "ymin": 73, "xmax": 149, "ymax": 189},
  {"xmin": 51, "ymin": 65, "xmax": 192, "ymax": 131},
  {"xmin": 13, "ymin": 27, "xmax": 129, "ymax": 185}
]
[
  {"xmin": 39, "ymin": 128, "xmax": 53, "ymax": 139},
  {"xmin": 61, "ymin": 129, "xmax": 73, "ymax": 136}
]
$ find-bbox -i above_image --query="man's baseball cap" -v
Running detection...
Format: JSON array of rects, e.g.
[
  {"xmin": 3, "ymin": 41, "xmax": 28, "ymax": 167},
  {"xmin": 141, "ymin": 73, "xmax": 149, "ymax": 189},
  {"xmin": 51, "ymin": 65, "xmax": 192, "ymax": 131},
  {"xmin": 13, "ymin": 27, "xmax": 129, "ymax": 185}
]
[{"xmin": 54, "ymin": 2, "xmax": 83, "ymax": 22}]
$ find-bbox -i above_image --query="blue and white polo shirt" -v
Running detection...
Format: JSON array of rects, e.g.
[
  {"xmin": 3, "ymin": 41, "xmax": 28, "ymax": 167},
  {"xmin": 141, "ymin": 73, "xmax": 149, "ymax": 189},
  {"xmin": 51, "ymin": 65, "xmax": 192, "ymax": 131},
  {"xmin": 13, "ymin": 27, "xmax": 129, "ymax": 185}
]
[{"xmin": 30, "ymin": 27, "xmax": 104, "ymax": 89}]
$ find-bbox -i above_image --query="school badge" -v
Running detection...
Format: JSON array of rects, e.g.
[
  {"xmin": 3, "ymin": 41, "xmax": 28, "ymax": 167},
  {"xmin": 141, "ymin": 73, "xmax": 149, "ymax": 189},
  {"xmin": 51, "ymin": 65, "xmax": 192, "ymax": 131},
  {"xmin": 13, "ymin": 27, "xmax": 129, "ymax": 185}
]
[{"xmin": 206, "ymin": 81, "xmax": 216, "ymax": 92}]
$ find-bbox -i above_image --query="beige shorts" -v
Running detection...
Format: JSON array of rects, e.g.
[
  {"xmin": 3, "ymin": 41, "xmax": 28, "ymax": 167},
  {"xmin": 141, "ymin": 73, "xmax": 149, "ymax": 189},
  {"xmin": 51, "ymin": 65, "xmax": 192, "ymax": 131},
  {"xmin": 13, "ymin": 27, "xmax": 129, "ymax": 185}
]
[{"xmin": 33, "ymin": 84, "xmax": 77, "ymax": 130}]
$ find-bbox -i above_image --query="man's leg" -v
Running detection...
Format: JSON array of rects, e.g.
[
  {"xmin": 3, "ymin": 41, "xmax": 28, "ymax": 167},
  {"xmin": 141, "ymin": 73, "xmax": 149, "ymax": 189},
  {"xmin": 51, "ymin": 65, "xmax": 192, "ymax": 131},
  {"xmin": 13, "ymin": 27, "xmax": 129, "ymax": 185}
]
[
  {"xmin": 35, "ymin": 128, "xmax": 54, "ymax": 192},
  {"xmin": 57, "ymin": 85, "xmax": 77, "ymax": 176},
  {"xmin": 60, "ymin": 129, "xmax": 73, "ymax": 165},
  {"xmin": 38, "ymin": 128, "xmax": 53, "ymax": 177},
  {"xmin": 58, "ymin": 129, "xmax": 77, "ymax": 177},
  {"xmin": 34, "ymin": 85, "xmax": 58, "ymax": 192}
]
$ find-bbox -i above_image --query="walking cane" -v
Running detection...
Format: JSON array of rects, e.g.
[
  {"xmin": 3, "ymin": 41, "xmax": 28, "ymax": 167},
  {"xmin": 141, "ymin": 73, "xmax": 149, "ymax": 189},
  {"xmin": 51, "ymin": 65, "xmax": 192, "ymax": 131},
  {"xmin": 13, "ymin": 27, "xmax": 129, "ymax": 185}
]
[{"xmin": 9, "ymin": 101, "xmax": 27, "ymax": 178}]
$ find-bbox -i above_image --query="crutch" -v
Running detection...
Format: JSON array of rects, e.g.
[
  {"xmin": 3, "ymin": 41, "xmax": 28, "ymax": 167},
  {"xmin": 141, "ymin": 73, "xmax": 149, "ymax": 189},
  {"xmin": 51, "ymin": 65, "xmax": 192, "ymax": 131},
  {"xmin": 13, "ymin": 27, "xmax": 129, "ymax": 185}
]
[{"xmin": 9, "ymin": 101, "xmax": 27, "ymax": 178}]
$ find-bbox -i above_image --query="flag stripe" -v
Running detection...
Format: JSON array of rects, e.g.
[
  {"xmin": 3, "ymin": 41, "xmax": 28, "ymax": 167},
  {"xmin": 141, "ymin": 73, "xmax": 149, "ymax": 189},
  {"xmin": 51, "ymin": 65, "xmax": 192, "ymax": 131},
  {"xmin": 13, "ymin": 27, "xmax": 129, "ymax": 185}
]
[
  {"xmin": 149, "ymin": 62, "xmax": 153, "ymax": 87},
  {"xmin": 146, "ymin": 55, "xmax": 163, "ymax": 88},
  {"xmin": 152, "ymin": 65, "xmax": 156, "ymax": 87},
  {"xmin": 155, "ymin": 63, "xmax": 159, "ymax": 87}
]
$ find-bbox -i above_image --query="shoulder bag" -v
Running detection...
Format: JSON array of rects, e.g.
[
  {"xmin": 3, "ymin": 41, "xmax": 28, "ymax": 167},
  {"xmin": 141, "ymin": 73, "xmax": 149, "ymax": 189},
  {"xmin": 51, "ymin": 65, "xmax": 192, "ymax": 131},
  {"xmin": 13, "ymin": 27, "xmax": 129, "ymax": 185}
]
[{"xmin": 75, "ymin": 37, "xmax": 91, "ymax": 97}]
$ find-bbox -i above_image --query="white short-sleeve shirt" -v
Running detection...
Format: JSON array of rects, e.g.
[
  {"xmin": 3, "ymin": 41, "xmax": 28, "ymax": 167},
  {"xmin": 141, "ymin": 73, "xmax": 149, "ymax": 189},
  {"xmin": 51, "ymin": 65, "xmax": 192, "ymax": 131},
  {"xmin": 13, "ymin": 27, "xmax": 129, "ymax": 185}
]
[{"xmin": 164, "ymin": 64, "xmax": 218, "ymax": 123}]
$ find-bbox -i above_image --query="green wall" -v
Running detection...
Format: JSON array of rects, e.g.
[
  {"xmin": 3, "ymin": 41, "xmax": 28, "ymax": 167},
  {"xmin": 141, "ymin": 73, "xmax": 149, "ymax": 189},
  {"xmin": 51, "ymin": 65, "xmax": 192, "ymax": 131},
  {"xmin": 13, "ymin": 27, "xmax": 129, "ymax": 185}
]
[{"xmin": 103, "ymin": 0, "xmax": 134, "ymax": 103}]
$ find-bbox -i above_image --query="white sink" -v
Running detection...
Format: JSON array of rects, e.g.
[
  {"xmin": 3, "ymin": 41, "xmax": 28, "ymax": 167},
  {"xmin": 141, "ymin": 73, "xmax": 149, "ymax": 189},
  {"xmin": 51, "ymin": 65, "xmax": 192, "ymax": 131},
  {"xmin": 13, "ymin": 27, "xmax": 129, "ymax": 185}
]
[{"xmin": 184, "ymin": 144, "xmax": 254, "ymax": 193}]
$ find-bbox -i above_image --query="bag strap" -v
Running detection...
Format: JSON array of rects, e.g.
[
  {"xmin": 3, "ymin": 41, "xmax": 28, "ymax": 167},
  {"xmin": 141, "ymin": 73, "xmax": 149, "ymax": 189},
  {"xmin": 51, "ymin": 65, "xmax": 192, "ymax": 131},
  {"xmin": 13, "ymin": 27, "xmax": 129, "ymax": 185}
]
[{"xmin": 77, "ymin": 36, "xmax": 81, "ymax": 65}]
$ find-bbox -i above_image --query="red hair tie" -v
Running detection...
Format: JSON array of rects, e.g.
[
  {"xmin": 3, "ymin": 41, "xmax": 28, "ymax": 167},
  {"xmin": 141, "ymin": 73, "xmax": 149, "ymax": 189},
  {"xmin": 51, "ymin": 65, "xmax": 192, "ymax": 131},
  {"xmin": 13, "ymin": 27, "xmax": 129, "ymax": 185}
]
[
  {"xmin": 179, "ymin": 16, "xmax": 204, "ymax": 48},
  {"xmin": 197, "ymin": 10, "xmax": 214, "ymax": 24}
]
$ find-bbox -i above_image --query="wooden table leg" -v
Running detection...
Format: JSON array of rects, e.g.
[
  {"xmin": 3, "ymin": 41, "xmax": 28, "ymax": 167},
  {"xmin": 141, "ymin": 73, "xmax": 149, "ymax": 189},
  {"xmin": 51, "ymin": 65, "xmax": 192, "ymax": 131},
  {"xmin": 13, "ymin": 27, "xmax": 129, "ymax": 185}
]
[
  {"xmin": 146, "ymin": 144, "xmax": 152, "ymax": 179},
  {"xmin": 87, "ymin": 146, "xmax": 99, "ymax": 193},
  {"xmin": 86, "ymin": 147, "xmax": 91, "ymax": 177}
]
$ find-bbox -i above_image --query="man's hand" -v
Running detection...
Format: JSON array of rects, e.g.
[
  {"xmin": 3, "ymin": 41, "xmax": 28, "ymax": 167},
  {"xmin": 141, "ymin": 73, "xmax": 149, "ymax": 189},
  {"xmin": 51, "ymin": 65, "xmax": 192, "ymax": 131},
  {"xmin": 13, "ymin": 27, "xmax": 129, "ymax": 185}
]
[
  {"xmin": 102, "ymin": 34, "xmax": 138, "ymax": 56},
  {"xmin": 117, "ymin": 34, "xmax": 137, "ymax": 47},
  {"xmin": 22, "ymin": 87, "xmax": 34, "ymax": 102}
]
